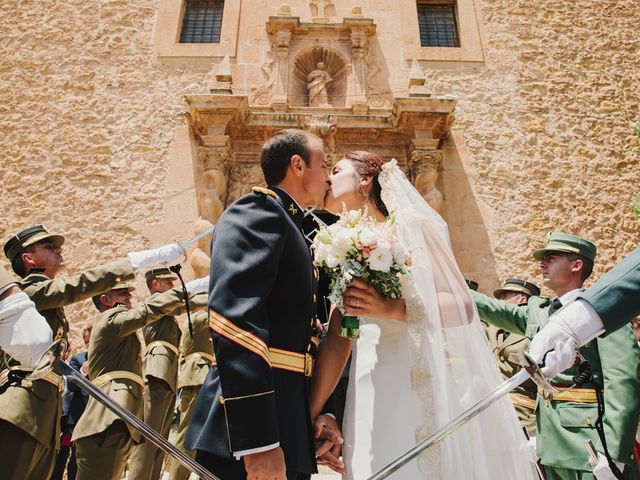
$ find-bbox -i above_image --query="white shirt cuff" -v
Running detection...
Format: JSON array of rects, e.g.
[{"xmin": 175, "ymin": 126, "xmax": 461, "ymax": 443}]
[
  {"xmin": 0, "ymin": 283, "xmax": 16, "ymax": 297},
  {"xmin": 233, "ymin": 442, "xmax": 280, "ymax": 460}
]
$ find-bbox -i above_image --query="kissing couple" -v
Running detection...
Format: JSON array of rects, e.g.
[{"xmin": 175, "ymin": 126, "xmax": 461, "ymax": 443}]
[{"xmin": 185, "ymin": 129, "xmax": 536, "ymax": 480}]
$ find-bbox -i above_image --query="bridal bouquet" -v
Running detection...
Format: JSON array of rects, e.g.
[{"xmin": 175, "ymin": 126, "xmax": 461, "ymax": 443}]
[{"xmin": 312, "ymin": 209, "xmax": 409, "ymax": 339}]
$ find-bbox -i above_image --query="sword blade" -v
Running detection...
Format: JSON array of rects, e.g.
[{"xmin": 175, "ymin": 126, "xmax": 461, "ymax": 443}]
[
  {"xmin": 54, "ymin": 361, "xmax": 220, "ymax": 480},
  {"xmin": 180, "ymin": 225, "xmax": 216, "ymax": 250},
  {"xmin": 366, "ymin": 369, "xmax": 531, "ymax": 480}
]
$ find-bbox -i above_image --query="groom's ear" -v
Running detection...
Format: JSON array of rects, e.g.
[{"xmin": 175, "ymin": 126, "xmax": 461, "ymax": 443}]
[{"xmin": 290, "ymin": 154, "xmax": 305, "ymax": 177}]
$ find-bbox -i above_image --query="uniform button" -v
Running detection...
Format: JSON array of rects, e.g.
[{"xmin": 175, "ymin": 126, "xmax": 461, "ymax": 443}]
[
  {"xmin": 586, "ymin": 418, "xmax": 592, "ymax": 426},
  {"xmin": 499, "ymin": 356, "xmax": 505, "ymax": 362},
  {"xmin": 313, "ymin": 294, "xmax": 317, "ymax": 302}
]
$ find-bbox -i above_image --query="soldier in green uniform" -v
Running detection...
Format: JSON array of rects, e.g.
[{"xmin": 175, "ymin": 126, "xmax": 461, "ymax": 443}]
[
  {"xmin": 472, "ymin": 232, "xmax": 640, "ymax": 479},
  {"xmin": 0, "ymin": 224, "xmax": 185, "ymax": 480},
  {"xmin": 128, "ymin": 269, "xmax": 208, "ymax": 480},
  {"xmin": 168, "ymin": 308, "xmax": 214, "ymax": 480},
  {"xmin": 72, "ymin": 282, "xmax": 199, "ymax": 480},
  {"xmin": 488, "ymin": 278, "xmax": 541, "ymax": 435}
]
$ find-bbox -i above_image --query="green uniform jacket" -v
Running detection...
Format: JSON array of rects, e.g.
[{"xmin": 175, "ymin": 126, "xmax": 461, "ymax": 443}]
[
  {"xmin": 177, "ymin": 309, "xmax": 214, "ymax": 390},
  {"xmin": 472, "ymin": 290, "xmax": 640, "ymax": 471},
  {"xmin": 72, "ymin": 288, "xmax": 188, "ymax": 444},
  {"xmin": 0, "ymin": 258, "xmax": 134, "ymax": 446},
  {"xmin": 579, "ymin": 244, "xmax": 640, "ymax": 334},
  {"xmin": 142, "ymin": 293, "xmax": 208, "ymax": 392}
]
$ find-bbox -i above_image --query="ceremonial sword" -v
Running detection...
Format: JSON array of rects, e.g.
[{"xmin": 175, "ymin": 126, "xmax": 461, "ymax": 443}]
[
  {"xmin": 366, "ymin": 352, "xmax": 556, "ymax": 480},
  {"xmin": 31, "ymin": 342, "xmax": 221, "ymax": 480}
]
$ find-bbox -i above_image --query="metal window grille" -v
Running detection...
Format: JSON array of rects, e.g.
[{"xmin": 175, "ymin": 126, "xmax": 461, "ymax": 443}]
[
  {"xmin": 417, "ymin": 2, "xmax": 460, "ymax": 47},
  {"xmin": 179, "ymin": 0, "xmax": 224, "ymax": 43}
]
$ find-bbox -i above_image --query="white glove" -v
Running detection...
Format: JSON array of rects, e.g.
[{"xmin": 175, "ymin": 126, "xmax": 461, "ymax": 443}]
[
  {"xmin": 185, "ymin": 277, "xmax": 209, "ymax": 294},
  {"xmin": 593, "ymin": 453, "xmax": 624, "ymax": 480},
  {"xmin": 128, "ymin": 243, "xmax": 185, "ymax": 272},
  {"xmin": 529, "ymin": 300, "xmax": 605, "ymax": 364},
  {"xmin": 0, "ymin": 291, "xmax": 53, "ymax": 368},
  {"xmin": 538, "ymin": 338, "xmax": 578, "ymax": 379},
  {"xmin": 520, "ymin": 437, "xmax": 538, "ymax": 464}
]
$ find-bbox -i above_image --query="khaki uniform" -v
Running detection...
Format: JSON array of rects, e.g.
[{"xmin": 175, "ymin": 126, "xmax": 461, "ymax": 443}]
[
  {"xmin": 128, "ymin": 292, "xmax": 208, "ymax": 480},
  {"xmin": 0, "ymin": 258, "xmax": 134, "ymax": 480},
  {"xmin": 0, "ymin": 266, "xmax": 14, "ymax": 290},
  {"xmin": 484, "ymin": 323, "xmax": 537, "ymax": 435},
  {"xmin": 72, "ymin": 287, "xmax": 189, "ymax": 480},
  {"xmin": 168, "ymin": 309, "xmax": 215, "ymax": 480}
]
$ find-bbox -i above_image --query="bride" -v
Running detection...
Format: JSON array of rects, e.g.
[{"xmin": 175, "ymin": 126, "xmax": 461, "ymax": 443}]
[{"xmin": 310, "ymin": 151, "xmax": 535, "ymax": 479}]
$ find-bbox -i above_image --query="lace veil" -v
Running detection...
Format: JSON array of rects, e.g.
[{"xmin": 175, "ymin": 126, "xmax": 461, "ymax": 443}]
[{"xmin": 379, "ymin": 160, "xmax": 535, "ymax": 479}]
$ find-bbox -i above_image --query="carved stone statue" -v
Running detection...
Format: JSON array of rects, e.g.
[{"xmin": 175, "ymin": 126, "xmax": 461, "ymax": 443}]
[
  {"xmin": 307, "ymin": 62, "xmax": 333, "ymax": 107},
  {"xmin": 188, "ymin": 218, "xmax": 214, "ymax": 279},
  {"xmin": 411, "ymin": 150, "xmax": 444, "ymax": 214}
]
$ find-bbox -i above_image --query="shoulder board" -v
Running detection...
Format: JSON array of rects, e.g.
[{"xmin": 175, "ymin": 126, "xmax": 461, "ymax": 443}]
[{"xmin": 252, "ymin": 186, "xmax": 279, "ymax": 200}]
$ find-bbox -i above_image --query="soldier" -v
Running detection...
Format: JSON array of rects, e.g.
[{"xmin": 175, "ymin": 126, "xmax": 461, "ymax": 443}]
[
  {"xmin": 530, "ymin": 243, "xmax": 640, "ymax": 372},
  {"xmin": 185, "ymin": 129, "xmax": 340, "ymax": 480},
  {"xmin": 168, "ymin": 308, "xmax": 214, "ymax": 480},
  {"xmin": 128, "ymin": 269, "xmax": 208, "ymax": 480},
  {"xmin": 72, "ymin": 281, "xmax": 203, "ymax": 480},
  {"xmin": 487, "ymin": 278, "xmax": 540, "ymax": 435},
  {"xmin": 0, "ymin": 224, "xmax": 184, "ymax": 480},
  {"xmin": 472, "ymin": 232, "xmax": 640, "ymax": 480},
  {"xmin": 0, "ymin": 264, "xmax": 52, "ymax": 367}
]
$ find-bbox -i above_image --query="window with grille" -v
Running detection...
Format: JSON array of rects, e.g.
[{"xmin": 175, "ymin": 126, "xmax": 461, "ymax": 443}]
[
  {"xmin": 179, "ymin": 0, "xmax": 224, "ymax": 43},
  {"xmin": 417, "ymin": 1, "xmax": 460, "ymax": 47}
]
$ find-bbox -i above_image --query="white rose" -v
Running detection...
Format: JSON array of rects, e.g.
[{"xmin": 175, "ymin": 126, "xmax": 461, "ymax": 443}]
[
  {"xmin": 315, "ymin": 228, "xmax": 332, "ymax": 245},
  {"xmin": 368, "ymin": 245, "xmax": 393, "ymax": 272},
  {"xmin": 314, "ymin": 243, "xmax": 330, "ymax": 265},
  {"xmin": 325, "ymin": 252, "xmax": 343, "ymax": 269},
  {"xmin": 358, "ymin": 228, "xmax": 377, "ymax": 247},
  {"xmin": 392, "ymin": 242, "xmax": 407, "ymax": 265},
  {"xmin": 333, "ymin": 228, "xmax": 357, "ymax": 254}
]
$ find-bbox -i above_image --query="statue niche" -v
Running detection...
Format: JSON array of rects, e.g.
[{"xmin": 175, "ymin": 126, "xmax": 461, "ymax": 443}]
[{"xmin": 291, "ymin": 48, "xmax": 347, "ymax": 108}]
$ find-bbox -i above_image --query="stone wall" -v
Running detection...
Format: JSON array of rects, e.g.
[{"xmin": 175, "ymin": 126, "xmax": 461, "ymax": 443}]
[{"xmin": 1, "ymin": 0, "xmax": 638, "ymax": 350}]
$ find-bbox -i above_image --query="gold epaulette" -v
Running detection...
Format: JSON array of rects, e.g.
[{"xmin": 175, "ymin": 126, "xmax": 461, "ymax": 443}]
[{"xmin": 252, "ymin": 186, "xmax": 278, "ymax": 199}]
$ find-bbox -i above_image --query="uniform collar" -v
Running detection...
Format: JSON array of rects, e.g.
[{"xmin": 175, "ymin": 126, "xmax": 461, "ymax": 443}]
[{"xmin": 270, "ymin": 186, "xmax": 305, "ymax": 228}]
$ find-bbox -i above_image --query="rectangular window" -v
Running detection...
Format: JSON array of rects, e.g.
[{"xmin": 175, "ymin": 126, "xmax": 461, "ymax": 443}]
[
  {"xmin": 417, "ymin": 1, "xmax": 460, "ymax": 47},
  {"xmin": 179, "ymin": 0, "xmax": 224, "ymax": 43}
]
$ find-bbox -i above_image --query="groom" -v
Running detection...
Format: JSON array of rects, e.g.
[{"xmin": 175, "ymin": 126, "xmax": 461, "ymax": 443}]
[{"xmin": 185, "ymin": 129, "xmax": 340, "ymax": 480}]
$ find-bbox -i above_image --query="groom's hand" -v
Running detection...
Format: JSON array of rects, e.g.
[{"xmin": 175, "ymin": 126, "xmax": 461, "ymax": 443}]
[
  {"xmin": 243, "ymin": 447, "xmax": 286, "ymax": 480},
  {"xmin": 314, "ymin": 414, "xmax": 345, "ymax": 474}
]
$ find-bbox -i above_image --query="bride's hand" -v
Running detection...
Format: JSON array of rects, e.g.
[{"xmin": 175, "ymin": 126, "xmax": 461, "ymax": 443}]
[{"xmin": 343, "ymin": 279, "xmax": 406, "ymax": 321}]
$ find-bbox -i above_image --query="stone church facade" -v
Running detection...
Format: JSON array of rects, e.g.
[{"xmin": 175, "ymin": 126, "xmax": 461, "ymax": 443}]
[{"xmin": 1, "ymin": 0, "xmax": 638, "ymax": 348}]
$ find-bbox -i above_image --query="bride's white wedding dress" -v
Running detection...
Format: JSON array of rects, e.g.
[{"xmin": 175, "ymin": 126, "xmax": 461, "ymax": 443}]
[{"xmin": 341, "ymin": 160, "xmax": 535, "ymax": 479}]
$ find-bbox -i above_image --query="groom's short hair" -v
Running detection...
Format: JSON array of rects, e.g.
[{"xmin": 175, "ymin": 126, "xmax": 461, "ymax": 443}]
[{"xmin": 260, "ymin": 129, "xmax": 313, "ymax": 185}]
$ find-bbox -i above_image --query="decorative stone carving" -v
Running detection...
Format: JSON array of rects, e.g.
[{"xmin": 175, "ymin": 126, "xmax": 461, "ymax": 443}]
[
  {"xmin": 293, "ymin": 48, "xmax": 347, "ymax": 108},
  {"xmin": 196, "ymin": 144, "xmax": 229, "ymax": 224},
  {"xmin": 208, "ymin": 54, "xmax": 233, "ymax": 94},
  {"xmin": 307, "ymin": 62, "xmax": 333, "ymax": 107},
  {"xmin": 410, "ymin": 149, "xmax": 444, "ymax": 213},
  {"xmin": 188, "ymin": 218, "xmax": 214, "ymax": 278},
  {"xmin": 227, "ymin": 164, "xmax": 266, "ymax": 205},
  {"xmin": 310, "ymin": 0, "xmax": 334, "ymax": 23},
  {"xmin": 303, "ymin": 114, "xmax": 337, "ymax": 154}
]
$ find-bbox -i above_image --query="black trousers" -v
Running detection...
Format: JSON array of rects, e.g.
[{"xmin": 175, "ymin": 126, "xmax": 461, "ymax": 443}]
[{"xmin": 195, "ymin": 450, "xmax": 311, "ymax": 480}]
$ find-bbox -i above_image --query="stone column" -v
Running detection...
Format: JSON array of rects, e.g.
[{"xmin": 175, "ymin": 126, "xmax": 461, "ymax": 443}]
[
  {"xmin": 196, "ymin": 136, "xmax": 231, "ymax": 224},
  {"xmin": 346, "ymin": 24, "xmax": 369, "ymax": 113},
  {"xmin": 272, "ymin": 28, "xmax": 293, "ymax": 108},
  {"xmin": 409, "ymin": 147, "xmax": 444, "ymax": 214}
]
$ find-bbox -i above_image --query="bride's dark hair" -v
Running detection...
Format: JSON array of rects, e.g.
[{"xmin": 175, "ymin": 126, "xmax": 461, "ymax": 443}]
[{"xmin": 344, "ymin": 151, "xmax": 389, "ymax": 217}]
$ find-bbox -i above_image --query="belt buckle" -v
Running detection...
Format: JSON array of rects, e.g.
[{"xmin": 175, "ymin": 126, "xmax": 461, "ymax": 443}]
[{"xmin": 304, "ymin": 353, "xmax": 314, "ymax": 377}]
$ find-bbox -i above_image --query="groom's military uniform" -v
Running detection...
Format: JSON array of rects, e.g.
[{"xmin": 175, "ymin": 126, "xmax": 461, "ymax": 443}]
[
  {"xmin": 186, "ymin": 186, "xmax": 319, "ymax": 479},
  {"xmin": 472, "ymin": 234, "xmax": 640, "ymax": 479}
]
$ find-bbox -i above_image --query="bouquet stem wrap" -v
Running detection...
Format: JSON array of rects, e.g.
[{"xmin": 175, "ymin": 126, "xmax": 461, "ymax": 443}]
[{"xmin": 340, "ymin": 314, "xmax": 360, "ymax": 339}]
